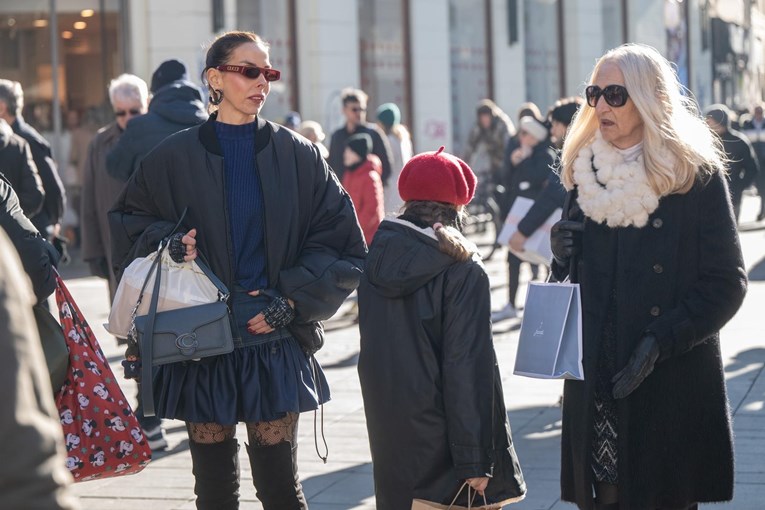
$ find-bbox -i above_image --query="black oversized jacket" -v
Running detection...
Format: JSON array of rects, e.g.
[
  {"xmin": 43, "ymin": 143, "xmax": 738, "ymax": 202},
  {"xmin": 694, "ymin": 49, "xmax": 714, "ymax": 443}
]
[
  {"xmin": 358, "ymin": 219, "xmax": 525, "ymax": 510},
  {"xmin": 109, "ymin": 114, "xmax": 366, "ymax": 333},
  {"xmin": 553, "ymin": 170, "xmax": 747, "ymax": 510}
]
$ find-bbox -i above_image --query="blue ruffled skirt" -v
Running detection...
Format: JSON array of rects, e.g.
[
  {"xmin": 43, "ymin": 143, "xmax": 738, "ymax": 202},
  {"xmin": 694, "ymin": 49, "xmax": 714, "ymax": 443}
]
[{"xmin": 151, "ymin": 287, "xmax": 330, "ymax": 425}]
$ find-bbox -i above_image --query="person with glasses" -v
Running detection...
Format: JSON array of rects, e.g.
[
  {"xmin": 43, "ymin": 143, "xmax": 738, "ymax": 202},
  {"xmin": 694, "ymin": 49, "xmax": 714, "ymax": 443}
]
[
  {"xmin": 327, "ymin": 87, "xmax": 393, "ymax": 184},
  {"xmin": 110, "ymin": 30, "xmax": 366, "ymax": 510},
  {"xmin": 81, "ymin": 73, "xmax": 171, "ymax": 452},
  {"xmin": 105, "ymin": 59, "xmax": 207, "ymax": 182},
  {"xmin": 550, "ymin": 43, "xmax": 746, "ymax": 510}
]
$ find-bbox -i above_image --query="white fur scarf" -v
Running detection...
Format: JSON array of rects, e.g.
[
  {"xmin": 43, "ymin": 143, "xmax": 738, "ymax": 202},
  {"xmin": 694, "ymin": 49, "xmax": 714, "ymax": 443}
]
[{"xmin": 571, "ymin": 133, "xmax": 665, "ymax": 228}]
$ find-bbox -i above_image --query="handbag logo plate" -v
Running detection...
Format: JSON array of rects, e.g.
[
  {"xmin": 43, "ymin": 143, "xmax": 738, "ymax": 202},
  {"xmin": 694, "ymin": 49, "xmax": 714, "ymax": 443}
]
[{"xmin": 175, "ymin": 333, "xmax": 199, "ymax": 356}]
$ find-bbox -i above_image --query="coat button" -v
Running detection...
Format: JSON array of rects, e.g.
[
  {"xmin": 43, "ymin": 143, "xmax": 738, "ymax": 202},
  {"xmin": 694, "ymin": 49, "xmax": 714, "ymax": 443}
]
[
  {"xmin": 650, "ymin": 306, "xmax": 661, "ymax": 317},
  {"xmin": 652, "ymin": 218, "xmax": 663, "ymax": 228},
  {"xmin": 653, "ymin": 264, "xmax": 663, "ymax": 274}
]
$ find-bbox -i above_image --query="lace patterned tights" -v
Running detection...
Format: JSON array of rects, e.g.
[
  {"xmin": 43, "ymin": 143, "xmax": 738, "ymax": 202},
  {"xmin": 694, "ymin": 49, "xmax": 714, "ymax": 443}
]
[{"xmin": 187, "ymin": 413, "xmax": 299, "ymax": 446}]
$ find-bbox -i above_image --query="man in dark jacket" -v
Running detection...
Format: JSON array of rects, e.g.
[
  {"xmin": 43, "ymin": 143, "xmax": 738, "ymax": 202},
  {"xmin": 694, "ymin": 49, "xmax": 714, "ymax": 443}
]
[
  {"xmin": 0, "ymin": 117, "xmax": 44, "ymax": 217},
  {"xmin": 0, "ymin": 79, "xmax": 66, "ymax": 236},
  {"xmin": 106, "ymin": 59, "xmax": 208, "ymax": 182},
  {"xmin": 328, "ymin": 87, "xmax": 393, "ymax": 184},
  {"xmin": 705, "ymin": 104, "xmax": 759, "ymax": 222}
]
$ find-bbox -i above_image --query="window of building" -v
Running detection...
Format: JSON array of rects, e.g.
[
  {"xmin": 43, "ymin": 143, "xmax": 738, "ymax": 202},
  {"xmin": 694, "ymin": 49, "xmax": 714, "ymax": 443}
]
[
  {"xmin": 449, "ymin": 0, "xmax": 490, "ymax": 156},
  {"xmin": 523, "ymin": 0, "xmax": 561, "ymax": 113},
  {"xmin": 0, "ymin": 0, "xmax": 124, "ymax": 133},
  {"xmin": 358, "ymin": 0, "xmax": 410, "ymax": 130}
]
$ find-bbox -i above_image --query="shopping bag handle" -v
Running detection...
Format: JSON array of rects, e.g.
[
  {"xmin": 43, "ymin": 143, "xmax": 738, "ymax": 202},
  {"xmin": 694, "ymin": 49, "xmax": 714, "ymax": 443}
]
[
  {"xmin": 447, "ymin": 482, "xmax": 489, "ymax": 509},
  {"xmin": 561, "ymin": 190, "xmax": 580, "ymax": 283}
]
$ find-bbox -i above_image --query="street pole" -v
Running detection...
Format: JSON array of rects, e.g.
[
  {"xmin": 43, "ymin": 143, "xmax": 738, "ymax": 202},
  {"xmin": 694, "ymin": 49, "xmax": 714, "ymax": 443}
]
[{"xmin": 50, "ymin": 0, "xmax": 62, "ymax": 166}]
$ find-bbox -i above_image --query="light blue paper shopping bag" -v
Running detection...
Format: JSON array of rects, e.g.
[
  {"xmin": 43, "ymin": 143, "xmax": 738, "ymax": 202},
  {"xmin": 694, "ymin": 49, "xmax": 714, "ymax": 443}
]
[{"xmin": 514, "ymin": 282, "xmax": 583, "ymax": 380}]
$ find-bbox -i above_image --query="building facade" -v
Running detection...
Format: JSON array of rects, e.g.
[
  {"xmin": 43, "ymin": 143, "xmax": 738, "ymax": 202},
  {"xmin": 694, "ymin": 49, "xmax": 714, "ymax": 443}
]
[{"xmin": 1, "ymin": 0, "xmax": 762, "ymax": 158}]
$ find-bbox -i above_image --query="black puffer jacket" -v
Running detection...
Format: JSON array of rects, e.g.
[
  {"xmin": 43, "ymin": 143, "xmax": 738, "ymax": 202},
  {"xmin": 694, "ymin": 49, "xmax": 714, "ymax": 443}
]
[
  {"xmin": 106, "ymin": 80, "xmax": 208, "ymax": 182},
  {"xmin": 0, "ymin": 176, "xmax": 57, "ymax": 303},
  {"xmin": 358, "ymin": 219, "xmax": 526, "ymax": 510},
  {"xmin": 0, "ymin": 119, "xmax": 44, "ymax": 217},
  {"xmin": 109, "ymin": 114, "xmax": 366, "ymax": 344}
]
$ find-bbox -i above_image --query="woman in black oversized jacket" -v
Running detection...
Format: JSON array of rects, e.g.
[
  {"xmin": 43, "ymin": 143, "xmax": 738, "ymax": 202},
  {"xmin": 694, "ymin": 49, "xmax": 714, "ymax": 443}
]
[
  {"xmin": 109, "ymin": 31, "xmax": 365, "ymax": 510},
  {"xmin": 551, "ymin": 44, "xmax": 747, "ymax": 510},
  {"xmin": 358, "ymin": 148, "xmax": 525, "ymax": 509}
]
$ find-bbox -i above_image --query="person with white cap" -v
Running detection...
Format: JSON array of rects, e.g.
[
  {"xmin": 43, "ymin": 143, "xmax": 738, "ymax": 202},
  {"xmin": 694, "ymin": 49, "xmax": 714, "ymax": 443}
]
[{"xmin": 492, "ymin": 115, "xmax": 555, "ymax": 322}]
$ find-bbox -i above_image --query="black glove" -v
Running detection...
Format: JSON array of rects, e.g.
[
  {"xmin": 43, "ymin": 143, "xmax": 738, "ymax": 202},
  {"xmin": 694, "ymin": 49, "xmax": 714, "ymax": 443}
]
[
  {"xmin": 87, "ymin": 257, "xmax": 110, "ymax": 279},
  {"xmin": 612, "ymin": 334, "xmax": 660, "ymax": 399},
  {"xmin": 550, "ymin": 220, "xmax": 584, "ymax": 267}
]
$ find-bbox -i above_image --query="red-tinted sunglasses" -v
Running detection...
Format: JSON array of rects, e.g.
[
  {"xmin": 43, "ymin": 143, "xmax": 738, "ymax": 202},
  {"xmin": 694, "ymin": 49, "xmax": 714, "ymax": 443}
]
[{"xmin": 216, "ymin": 64, "xmax": 281, "ymax": 82}]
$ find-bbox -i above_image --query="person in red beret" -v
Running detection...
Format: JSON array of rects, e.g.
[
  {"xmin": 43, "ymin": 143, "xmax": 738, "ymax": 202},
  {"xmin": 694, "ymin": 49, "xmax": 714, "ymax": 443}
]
[
  {"xmin": 357, "ymin": 147, "xmax": 526, "ymax": 509},
  {"xmin": 342, "ymin": 133, "xmax": 385, "ymax": 245}
]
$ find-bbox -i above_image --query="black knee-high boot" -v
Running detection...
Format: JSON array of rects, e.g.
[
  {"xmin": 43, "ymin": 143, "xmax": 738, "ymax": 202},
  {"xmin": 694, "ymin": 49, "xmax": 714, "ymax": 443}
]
[
  {"xmin": 189, "ymin": 438, "xmax": 240, "ymax": 510},
  {"xmin": 247, "ymin": 441, "xmax": 307, "ymax": 510}
]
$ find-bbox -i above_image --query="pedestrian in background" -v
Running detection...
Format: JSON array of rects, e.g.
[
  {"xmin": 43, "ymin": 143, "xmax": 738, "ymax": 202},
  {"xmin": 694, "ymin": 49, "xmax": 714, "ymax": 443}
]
[
  {"xmin": 375, "ymin": 102, "xmax": 412, "ymax": 213},
  {"xmin": 0, "ymin": 228, "xmax": 80, "ymax": 510},
  {"xmin": 492, "ymin": 115, "xmax": 556, "ymax": 322},
  {"xmin": 552, "ymin": 43, "xmax": 746, "ymax": 510},
  {"xmin": 0, "ymin": 79, "xmax": 66, "ymax": 239},
  {"xmin": 106, "ymin": 59, "xmax": 207, "ymax": 182},
  {"xmin": 342, "ymin": 133, "xmax": 384, "ymax": 245},
  {"xmin": 81, "ymin": 74, "xmax": 149, "ymax": 301},
  {"xmin": 739, "ymin": 103, "xmax": 765, "ymax": 220},
  {"xmin": 328, "ymin": 87, "xmax": 393, "ymax": 183},
  {"xmin": 110, "ymin": 30, "xmax": 365, "ymax": 510},
  {"xmin": 705, "ymin": 104, "xmax": 759, "ymax": 223},
  {"xmin": 548, "ymin": 96, "xmax": 584, "ymax": 150},
  {"xmin": 463, "ymin": 99, "xmax": 514, "ymax": 185},
  {"xmin": 0, "ymin": 117, "xmax": 44, "ymax": 217},
  {"xmin": 298, "ymin": 120, "xmax": 329, "ymax": 159},
  {"xmin": 358, "ymin": 148, "xmax": 526, "ymax": 509}
]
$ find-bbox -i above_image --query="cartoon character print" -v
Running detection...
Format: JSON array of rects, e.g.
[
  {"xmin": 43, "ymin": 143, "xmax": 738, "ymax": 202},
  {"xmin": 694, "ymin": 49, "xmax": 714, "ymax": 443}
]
[
  {"xmin": 60, "ymin": 302, "xmax": 72, "ymax": 319},
  {"xmin": 82, "ymin": 419, "xmax": 97, "ymax": 437},
  {"xmin": 89, "ymin": 447, "xmax": 106, "ymax": 467},
  {"xmin": 130, "ymin": 427, "xmax": 145, "ymax": 445},
  {"xmin": 115, "ymin": 463, "xmax": 131, "ymax": 474},
  {"xmin": 114, "ymin": 440, "xmax": 134, "ymax": 459},
  {"xmin": 104, "ymin": 416, "xmax": 126, "ymax": 432},
  {"xmin": 60, "ymin": 407, "xmax": 74, "ymax": 425},
  {"xmin": 84, "ymin": 360, "xmax": 101, "ymax": 376},
  {"xmin": 65, "ymin": 433, "xmax": 81, "ymax": 451},
  {"xmin": 77, "ymin": 393, "xmax": 90, "ymax": 409},
  {"xmin": 71, "ymin": 367, "xmax": 84, "ymax": 381},
  {"xmin": 67, "ymin": 328, "xmax": 82, "ymax": 345},
  {"xmin": 93, "ymin": 383, "xmax": 113, "ymax": 402},
  {"xmin": 65, "ymin": 456, "xmax": 84, "ymax": 471}
]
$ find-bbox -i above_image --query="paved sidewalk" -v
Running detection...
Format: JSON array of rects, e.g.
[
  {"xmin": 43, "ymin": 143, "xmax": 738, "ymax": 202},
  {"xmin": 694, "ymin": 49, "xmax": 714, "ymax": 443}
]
[{"xmin": 63, "ymin": 202, "xmax": 765, "ymax": 509}]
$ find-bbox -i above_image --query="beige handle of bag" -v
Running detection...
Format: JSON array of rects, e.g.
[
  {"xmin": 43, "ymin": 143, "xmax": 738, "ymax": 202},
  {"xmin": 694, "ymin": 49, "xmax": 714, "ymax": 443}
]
[{"xmin": 447, "ymin": 481, "xmax": 489, "ymax": 509}]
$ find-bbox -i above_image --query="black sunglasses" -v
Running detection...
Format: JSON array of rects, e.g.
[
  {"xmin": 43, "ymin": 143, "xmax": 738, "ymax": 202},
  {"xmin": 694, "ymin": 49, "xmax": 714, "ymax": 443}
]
[
  {"xmin": 114, "ymin": 108, "xmax": 142, "ymax": 117},
  {"xmin": 585, "ymin": 84, "xmax": 629, "ymax": 108},
  {"xmin": 216, "ymin": 64, "xmax": 281, "ymax": 82}
]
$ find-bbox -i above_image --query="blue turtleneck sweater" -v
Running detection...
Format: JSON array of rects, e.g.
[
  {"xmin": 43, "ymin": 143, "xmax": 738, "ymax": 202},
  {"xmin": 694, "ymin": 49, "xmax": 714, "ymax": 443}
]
[{"xmin": 214, "ymin": 120, "xmax": 267, "ymax": 291}]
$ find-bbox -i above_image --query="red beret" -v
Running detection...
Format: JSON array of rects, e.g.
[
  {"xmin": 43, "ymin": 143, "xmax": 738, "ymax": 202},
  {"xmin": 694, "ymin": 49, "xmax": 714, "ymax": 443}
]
[{"xmin": 397, "ymin": 147, "xmax": 477, "ymax": 206}]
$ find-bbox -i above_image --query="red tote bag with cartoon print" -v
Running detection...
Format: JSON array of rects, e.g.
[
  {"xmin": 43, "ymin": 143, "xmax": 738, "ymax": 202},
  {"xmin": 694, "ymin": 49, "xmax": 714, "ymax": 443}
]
[{"xmin": 53, "ymin": 274, "xmax": 152, "ymax": 481}]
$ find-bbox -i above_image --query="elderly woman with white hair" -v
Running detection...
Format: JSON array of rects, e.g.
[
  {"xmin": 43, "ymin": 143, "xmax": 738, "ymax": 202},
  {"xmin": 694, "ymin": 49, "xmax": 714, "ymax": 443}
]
[{"xmin": 550, "ymin": 43, "xmax": 747, "ymax": 510}]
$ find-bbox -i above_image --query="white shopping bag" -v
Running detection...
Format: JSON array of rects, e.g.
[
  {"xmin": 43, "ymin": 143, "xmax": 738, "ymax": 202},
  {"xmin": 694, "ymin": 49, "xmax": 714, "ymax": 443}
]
[
  {"xmin": 497, "ymin": 196, "xmax": 561, "ymax": 266},
  {"xmin": 514, "ymin": 282, "xmax": 583, "ymax": 380},
  {"xmin": 105, "ymin": 249, "xmax": 219, "ymax": 339}
]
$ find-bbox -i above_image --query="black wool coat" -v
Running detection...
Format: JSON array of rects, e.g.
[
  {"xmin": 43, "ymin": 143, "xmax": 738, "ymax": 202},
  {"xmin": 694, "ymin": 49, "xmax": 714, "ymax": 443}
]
[
  {"xmin": 358, "ymin": 219, "xmax": 526, "ymax": 510},
  {"xmin": 552, "ymin": 170, "xmax": 747, "ymax": 510},
  {"xmin": 0, "ymin": 120, "xmax": 44, "ymax": 217}
]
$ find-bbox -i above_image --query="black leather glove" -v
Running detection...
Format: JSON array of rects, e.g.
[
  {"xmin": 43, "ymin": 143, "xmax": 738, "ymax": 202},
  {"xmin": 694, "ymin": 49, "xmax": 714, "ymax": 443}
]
[
  {"xmin": 87, "ymin": 257, "xmax": 110, "ymax": 279},
  {"xmin": 550, "ymin": 220, "xmax": 584, "ymax": 267},
  {"xmin": 612, "ymin": 334, "xmax": 660, "ymax": 399}
]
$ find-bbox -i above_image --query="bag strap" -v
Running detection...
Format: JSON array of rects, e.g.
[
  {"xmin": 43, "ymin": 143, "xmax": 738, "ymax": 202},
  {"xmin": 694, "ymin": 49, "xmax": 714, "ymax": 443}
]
[
  {"xmin": 140, "ymin": 239, "xmax": 168, "ymax": 417},
  {"xmin": 561, "ymin": 189, "xmax": 580, "ymax": 283}
]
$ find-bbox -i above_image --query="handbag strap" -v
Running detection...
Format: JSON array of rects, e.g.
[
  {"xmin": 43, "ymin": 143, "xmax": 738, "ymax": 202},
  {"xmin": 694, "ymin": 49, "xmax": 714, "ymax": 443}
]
[
  {"xmin": 140, "ymin": 239, "xmax": 168, "ymax": 417},
  {"xmin": 561, "ymin": 189, "xmax": 580, "ymax": 283}
]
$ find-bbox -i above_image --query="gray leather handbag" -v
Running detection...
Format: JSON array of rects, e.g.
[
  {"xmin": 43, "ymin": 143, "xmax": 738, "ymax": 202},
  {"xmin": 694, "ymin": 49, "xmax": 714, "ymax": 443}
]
[{"xmin": 132, "ymin": 238, "xmax": 234, "ymax": 417}]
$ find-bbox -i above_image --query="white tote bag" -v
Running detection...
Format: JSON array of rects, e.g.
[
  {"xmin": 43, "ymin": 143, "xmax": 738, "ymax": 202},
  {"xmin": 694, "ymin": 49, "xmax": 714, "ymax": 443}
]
[
  {"xmin": 497, "ymin": 196, "xmax": 561, "ymax": 266},
  {"xmin": 105, "ymin": 249, "xmax": 219, "ymax": 339},
  {"xmin": 513, "ymin": 282, "xmax": 583, "ymax": 380}
]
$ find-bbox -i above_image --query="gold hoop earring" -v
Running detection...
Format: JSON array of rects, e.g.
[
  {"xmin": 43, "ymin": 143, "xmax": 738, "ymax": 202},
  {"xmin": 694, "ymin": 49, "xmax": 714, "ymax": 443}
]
[{"xmin": 209, "ymin": 88, "xmax": 223, "ymax": 106}]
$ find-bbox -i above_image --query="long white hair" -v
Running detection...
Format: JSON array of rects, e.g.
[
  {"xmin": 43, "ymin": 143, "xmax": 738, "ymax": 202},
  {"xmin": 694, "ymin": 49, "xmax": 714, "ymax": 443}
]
[{"xmin": 560, "ymin": 43, "xmax": 725, "ymax": 196}]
